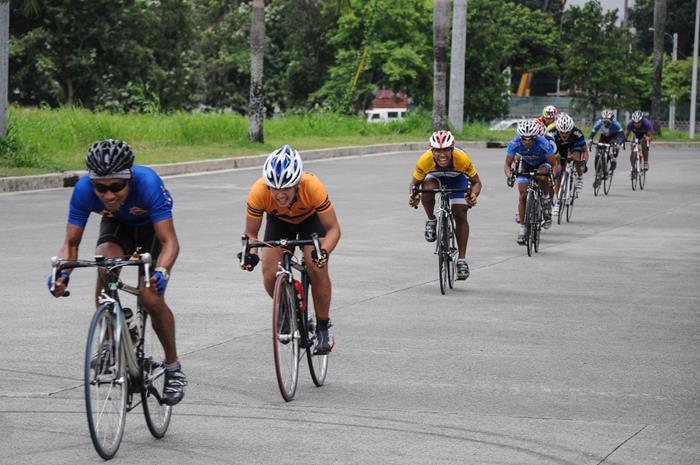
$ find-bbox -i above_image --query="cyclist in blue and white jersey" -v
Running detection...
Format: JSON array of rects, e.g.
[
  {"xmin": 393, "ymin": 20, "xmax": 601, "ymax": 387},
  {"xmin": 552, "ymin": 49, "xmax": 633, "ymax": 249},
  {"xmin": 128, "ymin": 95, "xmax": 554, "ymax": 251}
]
[
  {"xmin": 48, "ymin": 139, "xmax": 187, "ymax": 406},
  {"xmin": 549, "ymin": 113, "xmax": 589, "ymax": 217},
  {"xmin": 588, "ymin": 109, "xmax": 625, "ymax": 173},
  {"xmin": 625, "ymin": 111, "xmax": 653, "ymax": 171},
  {"xmin": 504, "ymin": 120, "xmax": 559, "ymax": 244}
]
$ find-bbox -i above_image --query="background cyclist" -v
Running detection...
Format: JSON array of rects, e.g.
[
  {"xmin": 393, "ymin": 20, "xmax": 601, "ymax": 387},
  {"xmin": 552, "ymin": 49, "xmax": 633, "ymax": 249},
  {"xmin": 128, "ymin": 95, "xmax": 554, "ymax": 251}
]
[
  {"xmin": 240, "ymin": 145, "xmax": 340, "ymax": 354},
  {"xmin": 504, "ymin": 120, "xmax": 559, "ymax": 244},
  {"xmin": 549, "ymin": 113, "xmax": 589, "ymax": 217},
  {"xmin": 48, "ymin": 139, "xmax": 187, "ymax": 406},
  {"xmin": 625, "ymin": 110, "xmax": 653, "ymax": 171},
  {"xmin": 588, "ymin": 109, "xmax": 625, "ymax": 173},
  {"xmin": 408, "ymin": 130, "xmax": 482, "ymax": 280}
]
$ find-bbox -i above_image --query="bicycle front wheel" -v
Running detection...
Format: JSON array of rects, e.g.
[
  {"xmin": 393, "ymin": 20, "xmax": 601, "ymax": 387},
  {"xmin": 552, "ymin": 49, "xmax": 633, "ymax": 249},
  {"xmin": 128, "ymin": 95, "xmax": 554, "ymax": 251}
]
[
  {"xmin": 631, "ymin": 151, "xmax": 639, "ymax": 191},
  {"xmin": 533, "ymin": 199, "xmax": 541, "ymax": 253},
  {"xmin": 557, "ymin": 171, "xmax": 568, "ymax": 225},
  {"xmin": 436, "ymin": 214, "xmax": 448, "ymax": 294},
  {"xmin": 272, "ymin": 275, "xmax": 300, "ymax": 401},
  {"xmin": 140, "ymin": 311, "xmax": 172, "ymax": 438},
  {"xmin": 446, "ymin": 216, "xmax": 456, "ymax": 289},
  {"xmin": 603, "ymin": 156, "xmax": 613, "ymax": 195},
  {"xmin": 303, "ymin": 279, "xmax": 328, "ymax": 387},
  {"xmin": 85, "ymin": 304, "xmax": 126, "ymax": 460},
  {"xmin": 525, "ymin": 190, "xmax": 536, "ymax": 257},
  {"xmin": 639, "ymin": 158, "xmax": 646, "ymax": 190}
]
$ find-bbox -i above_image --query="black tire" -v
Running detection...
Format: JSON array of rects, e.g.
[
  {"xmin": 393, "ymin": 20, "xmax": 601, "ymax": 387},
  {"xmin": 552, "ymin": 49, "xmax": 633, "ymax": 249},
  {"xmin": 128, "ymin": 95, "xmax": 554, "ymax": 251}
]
[
  {"xmin": 304, "ymin": 277, "xmax": 328, "ymax": 387},
  {"xmin": 85, "ymin": 304, "xmax": 126, "ymax": 460},
  {"xmin": 140, "ymin": 311, "xmax": 172, "ymax": 438},
  {"xmin": 437, "ymin": 214, "xmax": 448, "ymax": 294},
  {"xmin": 525, "ymin": 190, "xmax": 536, "ymax": 257},
  {"xmin": 566, "ymin": 169, "xmax": 576, "ymax": 223},
  {"xmin": 593, "ymin": 155, "xmax": 602, "ymax": 196},
  {"xmin": 557, "ymin": 171, "xmax": 568, "ymax": 225},
  {"xmin": 631, "ymin": 149, "xmax": 639, "ymax": 191},
  {"xmin": 533, "ymin": 198, "xmax": 541, "ymax": 253},
  {"xmin": 604, "ymin": 153, "xmax": 613, "ymax": 195},
  {"xmin": 639, "ymin": 159, "xmax": 646, "ymax": 190},
  {"xmin": 446, "ymin": 216, "xmax": 456, "ymax": 289},
  {"xmin": 272, "ymin": 275, "xmax": 299, "ymax": 401}
]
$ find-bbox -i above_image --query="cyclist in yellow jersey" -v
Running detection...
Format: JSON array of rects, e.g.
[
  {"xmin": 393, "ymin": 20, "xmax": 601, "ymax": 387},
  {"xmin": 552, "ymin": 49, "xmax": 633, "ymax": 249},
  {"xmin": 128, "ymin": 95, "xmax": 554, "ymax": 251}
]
[
  {"xmin": 408, "ymin": 130, "xmax": 482, "ymax": 280},
  {"xmin": 239, "ymin": 145, "xmax": 341, "ymax": 354}
]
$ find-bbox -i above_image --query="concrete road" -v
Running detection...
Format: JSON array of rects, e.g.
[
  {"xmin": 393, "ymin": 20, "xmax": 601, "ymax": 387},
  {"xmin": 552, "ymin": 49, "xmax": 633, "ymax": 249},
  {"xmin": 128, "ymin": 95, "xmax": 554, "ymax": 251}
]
[{"xmin": 1, "ymin": 145, "xmax": 698, "ymax": 464}]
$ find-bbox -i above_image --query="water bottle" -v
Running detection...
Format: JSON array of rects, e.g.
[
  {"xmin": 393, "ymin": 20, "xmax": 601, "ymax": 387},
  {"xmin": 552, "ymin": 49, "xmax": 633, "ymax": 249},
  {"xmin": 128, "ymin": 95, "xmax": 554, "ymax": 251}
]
[{"xmin": 293, "ymin": 279, "xmax": 305, "ymax": 311}]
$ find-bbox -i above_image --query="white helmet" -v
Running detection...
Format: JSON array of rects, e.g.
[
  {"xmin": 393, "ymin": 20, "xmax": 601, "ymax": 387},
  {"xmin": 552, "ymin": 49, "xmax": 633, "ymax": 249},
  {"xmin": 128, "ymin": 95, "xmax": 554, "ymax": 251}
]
[
  {"xmin": 555, "ymin": 113, "xmax": 574, "ymax": 132},
  {"xmin": 601, "ymin": 109, "xmax": 614, "ymax": 120},
  {"xmin": 262, "ymin": 145, "xmax": 303, "ymax": 189},
  {"xmin": 429, "ymin": 130, "xmax": 455, "ymax": 149},
  {"xmin": 517, "ymin": 120, "xmax": 540, "ymax": 138},
  {"xmin": 631, "ymin": 111, "xmax": 643, "ymax": 123}
]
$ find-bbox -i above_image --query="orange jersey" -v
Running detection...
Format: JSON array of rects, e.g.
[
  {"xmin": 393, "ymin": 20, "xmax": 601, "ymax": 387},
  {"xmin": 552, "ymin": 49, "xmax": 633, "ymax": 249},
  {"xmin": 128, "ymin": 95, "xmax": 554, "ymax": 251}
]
[{"xmin": 246, "ymin": 172, "xmax": 333, "ymax": 224}]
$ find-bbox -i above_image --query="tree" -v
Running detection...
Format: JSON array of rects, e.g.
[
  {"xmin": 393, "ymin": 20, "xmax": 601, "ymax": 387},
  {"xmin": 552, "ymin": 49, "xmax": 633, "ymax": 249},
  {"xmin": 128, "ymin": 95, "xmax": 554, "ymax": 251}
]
[
  {"xmin": 432, "ymin": 0, "xmax": 450, "ymax": 129},
  {"xmin": 1, "ymin": 1, "xmax": 8, "ymax": 137},
  {"xmin": 559, "ymin": 1, "xmax": 637, "ymax": 118},
  {"xmin": 311, "ymin": 0, "xmax": 432, "ymax": 112},
  {"xmin": 248, "ymin": 0, "xmax": 265, "ymax": 142}
]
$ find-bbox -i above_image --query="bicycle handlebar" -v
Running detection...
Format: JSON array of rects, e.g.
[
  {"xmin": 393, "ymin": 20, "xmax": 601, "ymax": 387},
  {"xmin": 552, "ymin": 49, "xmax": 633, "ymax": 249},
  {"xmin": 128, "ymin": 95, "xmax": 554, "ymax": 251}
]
[
  {"xmin": 240, "ymin": 233, "xmax": 323, "ymax": 268},
  {"xmin": 50, "ymin": 253, "xmax": 153, "ymax": 296}
]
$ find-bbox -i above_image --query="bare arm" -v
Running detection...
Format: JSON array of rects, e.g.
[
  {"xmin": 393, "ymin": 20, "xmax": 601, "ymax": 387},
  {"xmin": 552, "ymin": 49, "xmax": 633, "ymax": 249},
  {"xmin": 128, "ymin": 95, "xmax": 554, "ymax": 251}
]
[
  {"xmin": 317, "ymin": 207, "xmax": 341, "ymax": 255},
  {"xmin": 468, "ymin": 173, "xmax": 482, "ymax": 197},
  {"xmin": 152, "ymin": 218, "xmax": 180, "ymax": 273}
]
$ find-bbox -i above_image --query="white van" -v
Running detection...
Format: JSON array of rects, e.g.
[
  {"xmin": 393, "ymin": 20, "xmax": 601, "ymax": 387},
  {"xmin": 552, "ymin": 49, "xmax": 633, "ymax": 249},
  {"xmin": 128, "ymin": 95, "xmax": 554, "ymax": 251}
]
[{"xmin": 365, "ymin": 108, "xmax": 408, "ymax": 123}]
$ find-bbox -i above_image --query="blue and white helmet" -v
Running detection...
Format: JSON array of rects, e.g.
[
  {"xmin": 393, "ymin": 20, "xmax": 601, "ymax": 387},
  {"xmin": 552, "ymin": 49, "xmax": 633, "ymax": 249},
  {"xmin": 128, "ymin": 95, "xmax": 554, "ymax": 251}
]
[{"xmin": 262, "ymin": 145, "xmax": 303, "ymax": 189}]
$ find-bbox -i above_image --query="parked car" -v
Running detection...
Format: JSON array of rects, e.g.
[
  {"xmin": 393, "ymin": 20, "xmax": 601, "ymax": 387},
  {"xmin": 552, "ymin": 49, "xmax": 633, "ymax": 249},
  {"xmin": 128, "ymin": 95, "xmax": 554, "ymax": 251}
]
[
  {"xmin": 489, "ymin": 118, "xmax": 524, "ymax": 131},
  {"xmin": 366, "ymin": 108, "xmax": 408, "ymax": 123}
]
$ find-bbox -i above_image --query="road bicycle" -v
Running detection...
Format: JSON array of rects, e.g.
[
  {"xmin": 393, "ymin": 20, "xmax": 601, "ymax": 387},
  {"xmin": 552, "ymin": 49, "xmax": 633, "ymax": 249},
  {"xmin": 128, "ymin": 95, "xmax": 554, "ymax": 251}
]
[
  {"xmin": 593, "ymin": 142, "xmax": 617, "ymax": 196},
  {"xmin": 556, "ymin": 159, "xmax": 580, "ymax": 224},
  {"xmin": 509, "ymin": 168, "xmax": 552, "ymax": 257},
  {"xmin": 412, "ymin": 185, "xmax": 469, "ymax": 294},
  {"xmin": 630, "ymin": 136, "xmax": 647, "ymax": 191},
  {"xmin": 240, "ymin": 234, "xmax": 328, "ymax": 401},
  {"xmin": 49, "ymin": 253, "xmax": 171, "ymax": 460}
]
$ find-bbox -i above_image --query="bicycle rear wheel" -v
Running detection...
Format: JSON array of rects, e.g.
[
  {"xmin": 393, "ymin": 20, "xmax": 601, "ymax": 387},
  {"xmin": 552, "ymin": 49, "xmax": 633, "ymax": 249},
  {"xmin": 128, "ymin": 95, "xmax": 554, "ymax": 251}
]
[
  {"xmin": 603, "ymin": 155, "xmax": 613, "ymax": 195},
  {"xmin": 85, "ymin": 304, "xmax": 126, "ymax": 460},
  {"xmin": 272, "ymin": 275, "xmax": 300, "ymax": 401},
  {"xmin": 140, "ymin": 311, "xmax": 172, "ymax": 438},
  {"xmin": 303, "ymin": 279, "xmax": 328, "ymax": 387},
  {"xmin": 525, "ymin": 190, "xmax": 536, "ymax": 257},
  {"xmin": 557, "ymin": 171, "xmax": 568, "ymax": 225}
]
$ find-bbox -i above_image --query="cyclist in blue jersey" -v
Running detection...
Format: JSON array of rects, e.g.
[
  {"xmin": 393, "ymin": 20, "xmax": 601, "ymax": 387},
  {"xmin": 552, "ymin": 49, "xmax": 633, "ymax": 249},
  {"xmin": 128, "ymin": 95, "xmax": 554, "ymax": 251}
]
[
  {"xmin": 549, "ymin": 113, "xmax": 589, "ymax": 217},
  {"xmin": 625, "ymin": 111, "xmax": 653, "ymax": 171},
  {"xmin": 504, "ymin": 120, "xmax": 559, "ymax": 244},
  {"xmin": 588, "ymin": 109, "xmax": 625, "ymax": 173},
  {"xmin": 48, "ymin": 140, "xmax": 187, "ymax": 406}
]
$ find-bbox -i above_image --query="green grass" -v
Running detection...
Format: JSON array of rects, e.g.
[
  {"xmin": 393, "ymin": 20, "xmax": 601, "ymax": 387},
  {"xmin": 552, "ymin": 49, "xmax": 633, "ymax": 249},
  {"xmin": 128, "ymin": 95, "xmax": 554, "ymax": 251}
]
[{"xmin": 1, "ymin": 106, "xmax": 696, "ymax": 177}]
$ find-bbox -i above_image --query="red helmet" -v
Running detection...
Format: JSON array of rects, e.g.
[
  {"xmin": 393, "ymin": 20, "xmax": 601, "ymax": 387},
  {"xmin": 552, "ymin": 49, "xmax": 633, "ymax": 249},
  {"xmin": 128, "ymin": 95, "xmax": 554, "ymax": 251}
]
[{"xmin": 429, "ymin": 130, "xmax": 455, "ymax": 149}]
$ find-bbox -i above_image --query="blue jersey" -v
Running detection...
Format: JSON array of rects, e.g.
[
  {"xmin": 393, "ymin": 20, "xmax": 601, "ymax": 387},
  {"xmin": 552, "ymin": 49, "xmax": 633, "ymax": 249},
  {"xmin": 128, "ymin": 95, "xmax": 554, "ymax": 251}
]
[
  {"xmin": 627, "ymin": 118, "xmax": 652, "ymax": 137},
  {"xmin": 68, "ymin": 165, "xmax": 173, "ymax": 227},
  {"xmin": 590, "ymin": 119, "xmax": 623, "ymax": 140},
  {"xmin": 506, "ymin": 135, "xmax": 556, "ymax": 166}
]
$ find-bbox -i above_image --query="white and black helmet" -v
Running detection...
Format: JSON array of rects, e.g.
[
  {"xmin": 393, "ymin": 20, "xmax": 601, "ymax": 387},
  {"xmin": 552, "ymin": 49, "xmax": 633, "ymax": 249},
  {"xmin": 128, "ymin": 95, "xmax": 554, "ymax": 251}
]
[
  {"xmin": 631, "ymin": 111, "xmax": 644, "ymax": 123},
  {"xmin": 86, "ymin": 139, "xmax": 135, "ymax": 179},
  {"xmin": 555, "ymin": 113, "xmax": 575, "ymax": 132},
  {"xmin": 517, "ymin": 120, "xmax": 540, "ymax": 138},
  {"xmin": 262, "ymin": 145, "xmax": 303, "ymax": 189}
]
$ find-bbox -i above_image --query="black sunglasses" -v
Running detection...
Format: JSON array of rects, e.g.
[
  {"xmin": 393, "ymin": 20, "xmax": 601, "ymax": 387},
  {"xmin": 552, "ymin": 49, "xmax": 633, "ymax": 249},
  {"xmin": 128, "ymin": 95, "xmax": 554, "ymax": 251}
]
[{"xmin": 92, "ymin": 179, "xmax": 129, "ymax": 193}]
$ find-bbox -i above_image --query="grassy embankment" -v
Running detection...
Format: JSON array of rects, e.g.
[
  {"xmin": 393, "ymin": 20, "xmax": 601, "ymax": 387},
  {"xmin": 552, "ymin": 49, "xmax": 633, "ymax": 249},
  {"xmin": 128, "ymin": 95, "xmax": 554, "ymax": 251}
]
[{"xmin": 0, "ymin": 106, "xmax": 693, "ymax": 177}]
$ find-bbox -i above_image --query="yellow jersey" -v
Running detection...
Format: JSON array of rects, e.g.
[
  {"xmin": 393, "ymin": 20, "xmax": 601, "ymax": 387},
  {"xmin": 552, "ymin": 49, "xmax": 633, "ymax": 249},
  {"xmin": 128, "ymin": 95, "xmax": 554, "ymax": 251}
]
[{"xmin": 412, "ymin": 147, "xmax": 478, "ymax": 181}]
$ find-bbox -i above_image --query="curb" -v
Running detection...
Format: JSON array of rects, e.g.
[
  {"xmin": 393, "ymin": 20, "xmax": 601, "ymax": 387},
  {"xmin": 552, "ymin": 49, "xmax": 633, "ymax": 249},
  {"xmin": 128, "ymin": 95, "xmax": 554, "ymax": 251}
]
[
  {"xmin": 1, "ymin": 140, "xmax": 695, "ymax": 193},
  {"xmin": 0, "ymin": 142, "xmax": 426, "ymax": 193}
]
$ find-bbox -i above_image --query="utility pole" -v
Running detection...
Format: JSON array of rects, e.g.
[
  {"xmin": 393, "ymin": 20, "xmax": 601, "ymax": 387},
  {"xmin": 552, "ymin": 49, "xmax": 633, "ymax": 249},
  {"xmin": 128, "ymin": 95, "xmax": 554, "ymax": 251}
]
[
  {"xmin": 0, "ymin": 2, "xmax": 9, "ymax": 137},
  {"xmin": 669, "ymin": 32, "xmax": 677, "ymax": 131},
  {"xmin": 651, "ymin": 0, "xmax": 668, "ymax": 136},
  {"xmin": 432, "ymin": 0, "xmax": 450, "ymax": 130},
  {"xmin": 690, "ymin": 0, "xmax": 699, "ymax": 139},
  {"xmin": 448, "ymin": 0, "xmax": 467, "ymax": 133}
]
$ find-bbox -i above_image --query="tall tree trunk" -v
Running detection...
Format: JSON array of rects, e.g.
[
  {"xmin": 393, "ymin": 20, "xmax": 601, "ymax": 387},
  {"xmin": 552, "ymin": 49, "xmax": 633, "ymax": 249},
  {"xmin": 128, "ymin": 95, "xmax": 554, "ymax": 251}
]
[
  {"xmin": 448, "ymin": 0, "xmax": 467, "ymax": 133},
  {"xmin": 651, "ymin": 0, "xmax": 667, "ymax": 136},
  {"xmin": 248, "ymin": 0, "xmax": 265, "ymax": 143},
  {"xmin": 0, "ymin": 2, "xmax": 9, "ymax": 137},
  {"xmin": 432, "ymin": 0, "xmax": 450, "ymax": 130}
]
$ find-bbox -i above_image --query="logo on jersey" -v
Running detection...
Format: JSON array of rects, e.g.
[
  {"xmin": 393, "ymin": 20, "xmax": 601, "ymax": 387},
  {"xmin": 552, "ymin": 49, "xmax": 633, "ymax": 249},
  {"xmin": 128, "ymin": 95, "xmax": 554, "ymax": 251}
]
[
  {"xmin": 161, "ymin": 185, "xmax": 173, "ymax": 205},
  {"xmin": 129, "ymin": 206, "xmax": 148, "ymax": 216}
]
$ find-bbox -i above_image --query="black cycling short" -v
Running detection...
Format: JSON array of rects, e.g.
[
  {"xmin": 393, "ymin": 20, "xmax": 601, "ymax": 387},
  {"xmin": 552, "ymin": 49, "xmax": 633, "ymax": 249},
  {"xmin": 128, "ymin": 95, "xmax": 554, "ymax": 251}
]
[
  {"xmin": 264, "ymin": 213, "xmax": 326, "ymax": 244},
  {"xmin": 97, "ymin": 216, "xmax": 162, "ymax": 261}
]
